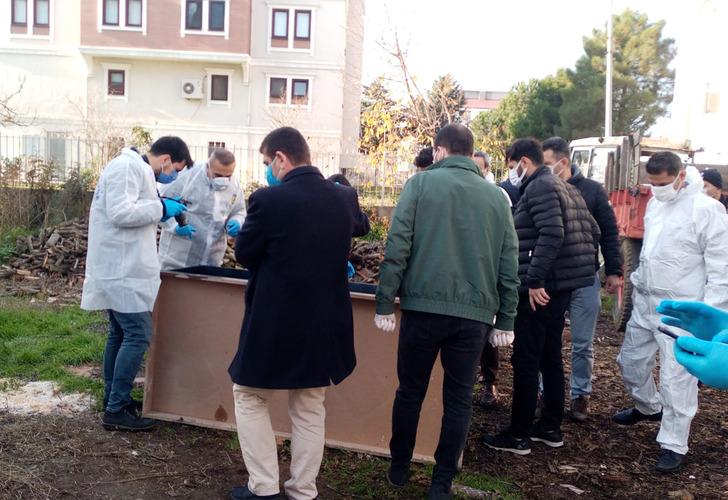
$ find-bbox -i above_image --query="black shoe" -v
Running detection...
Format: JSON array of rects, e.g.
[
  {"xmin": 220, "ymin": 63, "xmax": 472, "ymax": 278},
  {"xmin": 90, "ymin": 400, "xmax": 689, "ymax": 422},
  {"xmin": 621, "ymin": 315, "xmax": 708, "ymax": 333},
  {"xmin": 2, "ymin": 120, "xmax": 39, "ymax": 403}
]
[
  {"xmin": 530, "ymin": 425, "xmax": 564, "ymax": 448},
  {"xmin": 386, "ymin": 465, "xmax": 409, "ymax": 488},
  {"xmin": 479, "ymin": 385, "xmax": 500, "ymax": 409},
  {"xmin": 612, "ymin": 407, "xmax": 662, "ymax": 426},
  {"xmin": 655, "ymin": 449, "xmax": 685, "ymax": 473},
  {"xmin": 482, "ymin": 430, "xmax": 531, "ymax": 455},
  {"xmin": 102, "ymin": 406, "xmax": 157, "ymax": 432},
  {"xmin": 229, "ymin": 485, "xmax": 282, "ymax": 499}
]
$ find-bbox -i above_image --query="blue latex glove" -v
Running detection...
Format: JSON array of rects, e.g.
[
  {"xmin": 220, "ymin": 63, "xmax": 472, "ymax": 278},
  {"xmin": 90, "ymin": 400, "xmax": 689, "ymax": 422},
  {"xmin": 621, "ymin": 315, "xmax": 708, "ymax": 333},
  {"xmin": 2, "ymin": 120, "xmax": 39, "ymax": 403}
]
[
  {"xmin": 657, "ymin": 300, "xmax": 728, "ymax": 341},
  {"xmin": 175, "ymin": 224, "xmax": 196, "ymax": 239},
  {"xmin": 226, "ymin": 220, "xmax": 241, "ymax": 237},
  {"xmin": 347, "ymin": 261, "xmax": 355, "ymax": 279},
  {"xmin": 161, "ymin": 197, "xmax": 187, "ymax": 222},
  {"xmin": 674, "ymin": 330, "xmax": 728, "ymax": 389}
]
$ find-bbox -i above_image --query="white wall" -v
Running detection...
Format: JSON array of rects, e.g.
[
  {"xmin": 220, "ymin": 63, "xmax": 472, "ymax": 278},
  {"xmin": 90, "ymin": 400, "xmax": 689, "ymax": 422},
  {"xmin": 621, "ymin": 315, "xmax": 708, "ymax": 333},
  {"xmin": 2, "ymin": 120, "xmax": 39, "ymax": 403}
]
[{"xmin": 668, "ymin": 0, "xmax": 728, "ymax": 159}]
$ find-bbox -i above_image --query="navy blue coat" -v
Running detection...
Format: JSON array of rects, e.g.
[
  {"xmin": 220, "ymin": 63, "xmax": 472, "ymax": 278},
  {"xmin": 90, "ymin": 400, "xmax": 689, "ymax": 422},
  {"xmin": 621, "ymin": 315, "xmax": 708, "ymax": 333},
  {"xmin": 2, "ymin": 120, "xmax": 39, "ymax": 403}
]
[{"xmin": 228, "ymin": 167, "xmax": 370, "ymax": 389}]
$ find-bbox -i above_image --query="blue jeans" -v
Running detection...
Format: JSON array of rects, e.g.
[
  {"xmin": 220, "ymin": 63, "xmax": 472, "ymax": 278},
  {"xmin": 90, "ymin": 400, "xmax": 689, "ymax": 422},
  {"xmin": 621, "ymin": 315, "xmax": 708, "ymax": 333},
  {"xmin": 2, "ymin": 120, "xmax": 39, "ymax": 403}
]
[
  {"xmin": 103, "ymin": 310, "xmax": 152, "ymax": 413},
  {"xmin": 569, "ymin": 273, "xmax": 601, "ymax": 399},
  {"xmin": 390, "ymin": 310, "xmax": 487, "ymax": 490}
]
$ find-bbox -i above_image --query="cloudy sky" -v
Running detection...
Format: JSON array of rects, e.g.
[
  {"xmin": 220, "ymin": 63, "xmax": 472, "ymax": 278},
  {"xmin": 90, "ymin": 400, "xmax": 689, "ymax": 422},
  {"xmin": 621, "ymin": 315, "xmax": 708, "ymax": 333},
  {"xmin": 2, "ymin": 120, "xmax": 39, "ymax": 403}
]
[{"xmin": 362, "ymin": 0, "xmax": 684, "ymax": 93}]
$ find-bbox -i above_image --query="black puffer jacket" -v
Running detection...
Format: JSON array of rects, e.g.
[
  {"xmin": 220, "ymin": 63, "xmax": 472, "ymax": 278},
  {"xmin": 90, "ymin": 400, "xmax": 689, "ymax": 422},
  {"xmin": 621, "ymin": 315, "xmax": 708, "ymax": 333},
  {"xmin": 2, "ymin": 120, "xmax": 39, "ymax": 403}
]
[
  {"xmin": 514, "ymin": 166, "xmax": 600, "ymax": 293},
  {"xmin": 568, "ymin": 166, "xmax": 622, "ymax": 276}
]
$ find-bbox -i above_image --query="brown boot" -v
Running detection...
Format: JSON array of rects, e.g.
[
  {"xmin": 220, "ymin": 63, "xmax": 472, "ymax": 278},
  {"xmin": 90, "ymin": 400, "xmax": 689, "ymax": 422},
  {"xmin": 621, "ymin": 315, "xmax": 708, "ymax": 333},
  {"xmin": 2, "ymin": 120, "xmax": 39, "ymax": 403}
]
[
  {"xmin": 479, "ymin": 384, "xmax": 499, "ymax": 409},
  {"xmin": 568, "ymin": 396, "xmax": 590, "ymax": 423}
]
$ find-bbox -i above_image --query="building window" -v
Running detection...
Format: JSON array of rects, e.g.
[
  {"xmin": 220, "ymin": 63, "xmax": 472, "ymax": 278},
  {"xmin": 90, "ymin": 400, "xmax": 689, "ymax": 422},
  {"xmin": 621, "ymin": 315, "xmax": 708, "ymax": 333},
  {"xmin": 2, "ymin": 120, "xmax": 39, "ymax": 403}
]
[
  {"xmin": 185, "ymin": 0, "xmax": 202, "ymax": 29},
  {"xmin": 12, "ymin": 0, "xmax": 27, "ymax": 25},
  {"xmin": 294, "ymin": 10, "xmax": 310, "ymax": 40},
  {"xmin": 126, "ymin": 0, "xmax": 142, "ymax": 27},
  {"xmin": 209, "ymin": 0, "xmax": 224, "ymax": 31},
  {"xmin": 268, "ymin": 77, "xmax": 311, "ymax": 107},
  {"xmin": 272, "ymin": 9, "xmax": 288, "ymax": 39},
  {"xmin": 208, "ymin": 141, "xmax": 225, "ymax": 157},
  {"xmin": 100, "ymin": 0, "xmax": 145, "ymax": 30},
  {"xmin": 34, "ymin": 0, "xmax": 49, "ymax": 26},
  {"xmin": 108, "ymin": 69, "xmax": 126, "ymax": 96},
  {"xmin": 291, "ymin": 79, "xmax": 309, "ymax": 105},
  {"xmin": 103, "ymin": 0, "xmax": 120, "ymax": 25},
  {"xmin": 183, "ymin": 0, "xmax": 228, "ymax": 37},
  {"xmin": 269, "ymin": 78, "xmax": 287, "ymax": 104},
  {"xmin": 210, "ymin": 74, "xmax": 229, "ymax": 102}
]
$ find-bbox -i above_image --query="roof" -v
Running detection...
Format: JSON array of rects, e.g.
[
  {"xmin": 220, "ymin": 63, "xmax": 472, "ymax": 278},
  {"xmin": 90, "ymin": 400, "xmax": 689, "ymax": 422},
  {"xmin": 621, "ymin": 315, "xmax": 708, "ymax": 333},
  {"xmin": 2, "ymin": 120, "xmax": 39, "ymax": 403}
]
[
  {"xmin": 464, "ymin": 99, "xmax": 500, "ymax": 110},
  {"xmin": 569, "ymin": 136, "xmax": 693, "ymax": 153}
]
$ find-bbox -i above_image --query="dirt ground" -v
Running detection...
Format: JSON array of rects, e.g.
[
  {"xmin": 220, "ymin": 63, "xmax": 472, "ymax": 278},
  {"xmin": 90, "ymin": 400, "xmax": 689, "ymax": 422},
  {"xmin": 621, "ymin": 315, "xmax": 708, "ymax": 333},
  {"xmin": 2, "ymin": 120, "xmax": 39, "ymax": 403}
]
[{"xmin": 1, "ymin": 313, "xmax": 728, "ymax": 499}]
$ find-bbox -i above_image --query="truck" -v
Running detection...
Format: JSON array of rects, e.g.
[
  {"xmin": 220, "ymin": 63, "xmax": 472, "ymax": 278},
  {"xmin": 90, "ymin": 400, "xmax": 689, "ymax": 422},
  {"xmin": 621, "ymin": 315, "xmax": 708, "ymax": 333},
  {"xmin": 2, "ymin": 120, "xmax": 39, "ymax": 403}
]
[{"xmin": 569, "ymin": 135, "xmax": 695, "ymax": 331}]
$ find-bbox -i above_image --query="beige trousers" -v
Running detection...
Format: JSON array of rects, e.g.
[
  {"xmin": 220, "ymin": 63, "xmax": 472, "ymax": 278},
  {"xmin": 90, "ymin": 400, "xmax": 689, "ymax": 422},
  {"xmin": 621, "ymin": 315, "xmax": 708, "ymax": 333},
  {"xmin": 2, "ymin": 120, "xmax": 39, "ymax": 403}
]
[{"xmin": 232, "ymin": 384, "xmax": 327, "ymax": 500}]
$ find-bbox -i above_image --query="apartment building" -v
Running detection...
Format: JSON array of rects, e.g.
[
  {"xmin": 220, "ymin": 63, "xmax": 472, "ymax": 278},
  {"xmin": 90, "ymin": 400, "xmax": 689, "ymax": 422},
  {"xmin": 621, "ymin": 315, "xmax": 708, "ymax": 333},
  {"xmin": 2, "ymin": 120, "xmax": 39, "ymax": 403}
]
[{"xmin": 0, "ymin": 0, "xmax": 364, "ymax": 177}]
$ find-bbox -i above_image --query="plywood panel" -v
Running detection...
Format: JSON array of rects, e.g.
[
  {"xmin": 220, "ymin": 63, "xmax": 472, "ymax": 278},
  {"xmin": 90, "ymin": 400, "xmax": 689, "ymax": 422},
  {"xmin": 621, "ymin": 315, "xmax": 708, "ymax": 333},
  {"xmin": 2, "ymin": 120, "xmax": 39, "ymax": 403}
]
[{"xmin": 145, "ymin": 270, "xmax": 444, "ymax": 462}]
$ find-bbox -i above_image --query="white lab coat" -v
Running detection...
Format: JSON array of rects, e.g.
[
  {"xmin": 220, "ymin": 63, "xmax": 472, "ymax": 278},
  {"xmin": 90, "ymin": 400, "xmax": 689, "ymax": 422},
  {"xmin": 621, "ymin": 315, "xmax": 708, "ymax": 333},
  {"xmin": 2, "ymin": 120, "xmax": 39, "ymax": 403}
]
[
  {"xmin": 81, "ymin": 148, "xmax": 163, "ymax": 313},
  {"xmin": 618, "ymin": 166, "xmax": 728, "ymax": 454},
  {"xmin": 157, "ymin": 162, "xmax": 246, "ymax": 271}
]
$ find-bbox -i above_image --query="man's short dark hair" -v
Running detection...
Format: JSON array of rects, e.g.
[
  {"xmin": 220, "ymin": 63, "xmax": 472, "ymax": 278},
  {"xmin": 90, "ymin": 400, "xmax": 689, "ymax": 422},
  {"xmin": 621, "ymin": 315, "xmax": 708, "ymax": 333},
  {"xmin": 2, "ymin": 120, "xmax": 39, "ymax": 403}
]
[
  {"xmin": 414, "ymin": 147, "xmax": 433, "ymax": 168},
  {"xmin": 542, "ymin": 137, "xmax": 570, "ymax": 160},
  {"xmin": 150, "ymin": 136, "xmax": 193, "ymax": 166},
  {"xmin": 327, "ymin": 174, "xmax": 351, "ymax": 187},
  {"xmin": 259, "ymin": 127, "xmax": 311, "ymax": 165},
  {"xmin": 646, "ymin": 151, "xmax": 682, "ymax": 176},
  {"xmin": 434, "ymin": 124, "xmax": 474, "ymax": 157},
  {"xmin": 210, "ymin": 148, "xmax": 235, "ymax": 166},
  {"xmin": 473, "ymin": 151, "xmax": 490, "ymax": 168},
  {"xmin": 506, "ymin": 138, "xmax": 543, "ymax": 166}
]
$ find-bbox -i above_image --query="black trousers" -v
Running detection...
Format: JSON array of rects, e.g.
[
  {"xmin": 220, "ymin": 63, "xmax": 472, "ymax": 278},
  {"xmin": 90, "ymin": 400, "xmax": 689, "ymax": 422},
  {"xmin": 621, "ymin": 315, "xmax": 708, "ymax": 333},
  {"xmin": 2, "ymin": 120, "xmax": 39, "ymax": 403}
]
[
  {"xmin": 509, "ymin": 291, "xmax": 571, "ymax": 438},
  {"xmin": 480, "ymin": 339, "xmax": 499, "ymax": 386},
  {"xmin": 390, "ymin": 310, "xmax": 487, "ymax": 487}
]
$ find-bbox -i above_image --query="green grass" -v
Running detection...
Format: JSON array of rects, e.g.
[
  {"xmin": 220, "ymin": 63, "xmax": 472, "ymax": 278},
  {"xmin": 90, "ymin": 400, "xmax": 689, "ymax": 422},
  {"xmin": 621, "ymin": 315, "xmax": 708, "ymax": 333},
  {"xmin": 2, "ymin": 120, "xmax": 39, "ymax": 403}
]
[
  {"xmin": 0, "ymin": 227, "xmax": 33, "ymax": 264},
  {"xmin": 457, "ymin": 472, "xmax": 520, "ymax": 499},
  {"xmin": 319, "ymin": 452, "xmax": 517, "ymax": 499},
  {"xmin": 0, "ymin": 298, "xmax": 107, "ymax": 401}
]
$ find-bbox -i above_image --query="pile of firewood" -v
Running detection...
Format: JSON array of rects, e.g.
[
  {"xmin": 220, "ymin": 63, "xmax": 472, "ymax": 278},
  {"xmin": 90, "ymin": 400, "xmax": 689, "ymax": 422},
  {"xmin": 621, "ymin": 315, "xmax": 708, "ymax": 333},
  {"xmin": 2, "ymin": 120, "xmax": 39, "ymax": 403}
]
[
  {"xmin": 0, "ymin": 218, "xmax": 387, "ymax": 298},
  {"xmin": 349, "ymin": 240, "xmax": 385, "ymax": 283},
  {"xmin": 222, "ymin": 244, "xmax": 243, "ymax": 269},
  {"xmin": 1, "ymin": 218, "xmax": 88, "ymax": 288}
]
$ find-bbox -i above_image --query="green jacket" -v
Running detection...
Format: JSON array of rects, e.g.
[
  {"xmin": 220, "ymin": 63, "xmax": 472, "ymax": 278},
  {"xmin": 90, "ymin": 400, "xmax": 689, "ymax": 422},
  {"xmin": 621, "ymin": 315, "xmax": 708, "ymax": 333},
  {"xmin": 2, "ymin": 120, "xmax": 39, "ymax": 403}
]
[{"xmin": 375, "ymin": 155, "xmax": 520, "ymax": 330}]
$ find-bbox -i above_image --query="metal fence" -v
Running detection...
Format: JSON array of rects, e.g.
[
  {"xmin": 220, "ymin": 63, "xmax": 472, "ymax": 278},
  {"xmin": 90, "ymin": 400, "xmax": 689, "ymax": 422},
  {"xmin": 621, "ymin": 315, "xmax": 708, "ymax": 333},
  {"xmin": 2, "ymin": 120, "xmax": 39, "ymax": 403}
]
[{"xmin": 0, "ymin": 134, "xmax": 420, "ymax": 203}]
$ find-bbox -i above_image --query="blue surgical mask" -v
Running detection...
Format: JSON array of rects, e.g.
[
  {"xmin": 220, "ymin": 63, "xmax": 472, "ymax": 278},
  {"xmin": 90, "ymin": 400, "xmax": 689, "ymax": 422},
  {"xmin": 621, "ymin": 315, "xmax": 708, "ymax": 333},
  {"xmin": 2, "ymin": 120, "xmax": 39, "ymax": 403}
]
[
  {"xmin": 266, "ymin": 160, "xmax": 282, "ymax": 186},
  {"xmin": 158, "ymin": 164, "xmax": 178, "ymax": 184}
]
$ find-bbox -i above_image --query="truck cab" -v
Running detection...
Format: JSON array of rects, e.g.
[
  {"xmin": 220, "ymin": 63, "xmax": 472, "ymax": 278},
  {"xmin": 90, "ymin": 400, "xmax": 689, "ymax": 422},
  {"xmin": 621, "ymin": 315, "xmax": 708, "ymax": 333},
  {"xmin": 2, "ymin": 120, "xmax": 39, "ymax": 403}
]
[{"xmin": 569, "ymin": 135, "xmax": 693, "ymax": 331}]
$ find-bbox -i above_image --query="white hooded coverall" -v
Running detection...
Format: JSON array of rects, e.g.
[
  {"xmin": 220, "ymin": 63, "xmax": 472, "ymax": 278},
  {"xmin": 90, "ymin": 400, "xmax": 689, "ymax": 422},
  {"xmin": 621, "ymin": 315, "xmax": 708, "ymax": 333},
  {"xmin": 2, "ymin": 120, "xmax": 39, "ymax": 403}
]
[
  {"xmin": 81, "ymin": 148, "xmax": 163, "ymax": 313},
  {"xmin": 617, "ymin": 166, "xmax": 728, "ymax": 455},
  {"xmin": 158, "ymin": 162, "xmax": 246, "ymax": 271}
]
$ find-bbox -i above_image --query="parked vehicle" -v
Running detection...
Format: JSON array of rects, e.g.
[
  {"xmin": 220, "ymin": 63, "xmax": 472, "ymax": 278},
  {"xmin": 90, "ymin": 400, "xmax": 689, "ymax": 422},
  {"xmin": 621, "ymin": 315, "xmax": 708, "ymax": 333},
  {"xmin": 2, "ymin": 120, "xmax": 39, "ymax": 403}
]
[{"xmin": 569, "ymin": 134, "xmax": 697, "ymax": 330}]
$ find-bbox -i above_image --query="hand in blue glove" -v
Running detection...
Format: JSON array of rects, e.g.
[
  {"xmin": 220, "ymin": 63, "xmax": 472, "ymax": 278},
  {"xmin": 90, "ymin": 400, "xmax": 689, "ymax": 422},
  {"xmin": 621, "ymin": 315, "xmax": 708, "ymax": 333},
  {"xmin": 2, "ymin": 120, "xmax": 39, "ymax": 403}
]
[
  {"xmin": 226, "ymin": 220, "xmax": 241, "ymax": 237},
  {"xmin": 657, "ymin": 300, "xmax": 728, "ymax": 341},
  {"xmin": 347, "ymin": 261, "xmax": 356, "ymax": 279},
  {"xmin": 175, "ymin": 224, "xmax": 196, "ymax": 239},
  {"xmin": 161, "ymin": 197, "xmax": 187, "ymax": 222},
  {"xmin": 674, "ymin": 330, "xmax": 728, "ymax": 389}
]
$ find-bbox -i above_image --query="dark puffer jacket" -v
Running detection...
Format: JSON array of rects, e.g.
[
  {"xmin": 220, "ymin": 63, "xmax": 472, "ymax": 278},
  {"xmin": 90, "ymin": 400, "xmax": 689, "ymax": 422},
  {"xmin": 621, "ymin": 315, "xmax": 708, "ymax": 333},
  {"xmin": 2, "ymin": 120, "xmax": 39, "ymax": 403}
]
[
  {"xmin": 568, "ymin": 165, "xmax": 622, "ymax": 276},
  {"xmin": 514, "ymin": 166, "xmax": 600, "ymax": 293}
]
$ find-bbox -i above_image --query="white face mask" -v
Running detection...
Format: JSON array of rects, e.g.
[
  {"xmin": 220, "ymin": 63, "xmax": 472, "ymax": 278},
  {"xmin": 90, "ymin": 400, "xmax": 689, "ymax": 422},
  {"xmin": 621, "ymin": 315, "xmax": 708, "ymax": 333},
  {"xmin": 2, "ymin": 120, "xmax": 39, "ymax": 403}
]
[
  {"xmin": 651, "ymin": 180, "xmax": 681, "ymax": 203},
  {"xmin": 508, "ymin": 160, "xmax": 526, "ymax": 187},
  {"xmin": 211, "ymin": 176, "xmax": 231, "ymax": 191}
]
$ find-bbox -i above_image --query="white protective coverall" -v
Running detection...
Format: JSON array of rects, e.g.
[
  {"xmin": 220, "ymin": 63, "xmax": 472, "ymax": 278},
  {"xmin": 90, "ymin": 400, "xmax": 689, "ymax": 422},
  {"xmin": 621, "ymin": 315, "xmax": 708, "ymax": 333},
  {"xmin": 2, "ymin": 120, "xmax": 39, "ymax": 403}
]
[
  {"xmin": 81, "ymin": 148, "xmax": 164, "ymax": 313},
  {"xmin": 618, "ymin": 166, "xmax": 728, "ymax": 455},
  {"xmin": 158, "ymin": 162, "xmax": 246, "ymax": 271}
]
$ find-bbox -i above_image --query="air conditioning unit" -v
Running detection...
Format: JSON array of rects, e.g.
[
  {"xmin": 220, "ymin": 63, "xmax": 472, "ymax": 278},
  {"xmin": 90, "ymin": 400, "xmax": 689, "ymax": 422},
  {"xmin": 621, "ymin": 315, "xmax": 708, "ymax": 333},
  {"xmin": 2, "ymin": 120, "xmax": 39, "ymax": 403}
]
[{"xmin": 182, "ymin": 79, "xmax": 204, "ymax": 99}]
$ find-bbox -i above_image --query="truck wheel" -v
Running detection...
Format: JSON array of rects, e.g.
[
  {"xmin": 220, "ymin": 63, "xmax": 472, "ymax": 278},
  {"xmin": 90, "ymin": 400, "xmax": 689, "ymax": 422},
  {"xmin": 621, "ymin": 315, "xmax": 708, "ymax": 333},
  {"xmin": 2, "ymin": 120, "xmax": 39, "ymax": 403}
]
[{"xmin": 612, "ymin": 238, "xmax": 641, "ymax": 332}]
